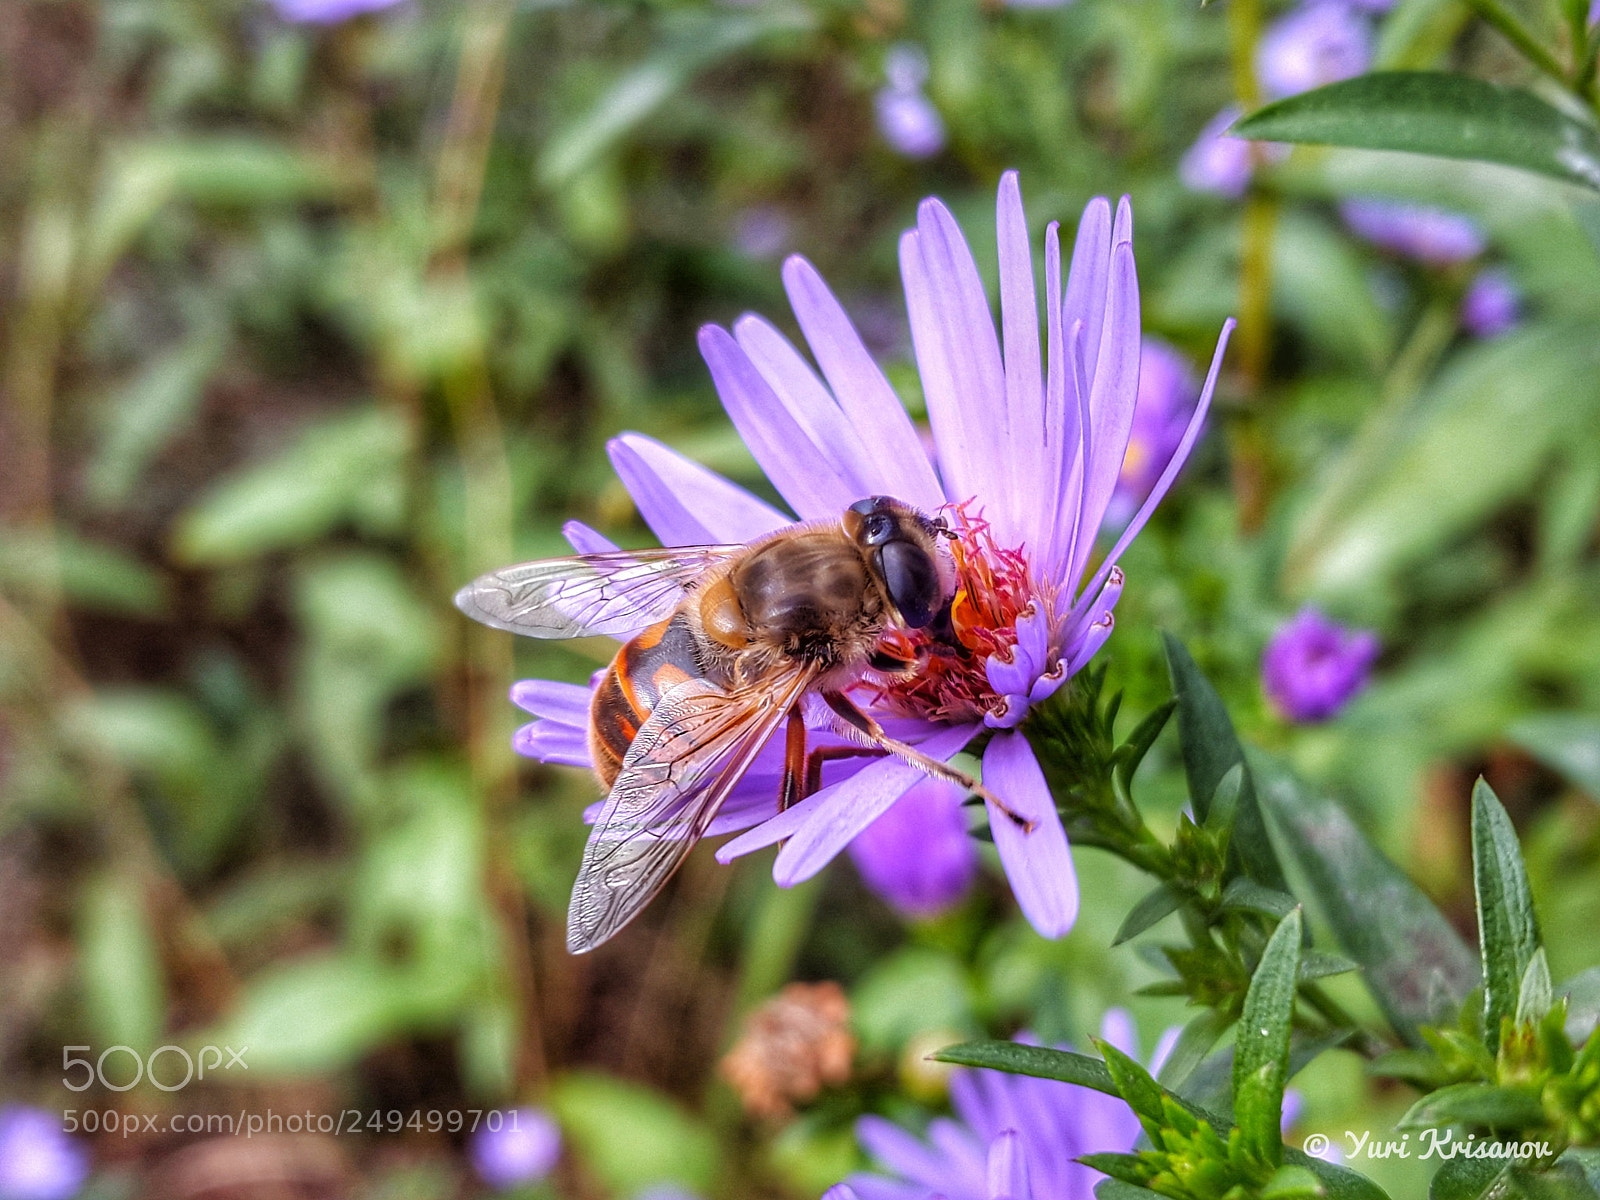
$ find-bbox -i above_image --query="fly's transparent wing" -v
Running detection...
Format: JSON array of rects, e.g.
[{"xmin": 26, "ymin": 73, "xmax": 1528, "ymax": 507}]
[
  {"xmin": 566, "ymin": 666, "xmax": 817, "ymax": 953},
  {"xmin": 454, "ymin": 545, "xmax": 741, "ymax": 639}
]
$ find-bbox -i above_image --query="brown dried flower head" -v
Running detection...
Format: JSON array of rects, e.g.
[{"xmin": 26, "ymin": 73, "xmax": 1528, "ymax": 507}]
[{"xmin": 719, "ymin": 980, "xmax": 855, "ymax": 1120}]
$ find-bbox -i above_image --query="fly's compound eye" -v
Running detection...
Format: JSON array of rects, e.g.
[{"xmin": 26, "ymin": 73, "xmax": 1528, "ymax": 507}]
[
  {"xmin": 861, "ymin": 513, "xmax": 895, "ymax": 546},
  {"xmin": 878, "ymin": 540, "xmax": 942, "ymax": 628}
]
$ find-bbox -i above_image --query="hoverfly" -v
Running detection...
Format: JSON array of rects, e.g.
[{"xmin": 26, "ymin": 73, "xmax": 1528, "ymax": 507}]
[{"xmin": 456, "ymin": 496, "xmax": 1022, "ymax": 953}]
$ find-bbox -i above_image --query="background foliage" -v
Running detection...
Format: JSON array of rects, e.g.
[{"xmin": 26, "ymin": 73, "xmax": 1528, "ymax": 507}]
[{"xmin": 3, "ymin": 0, "xmax": 1600, "ymax": 1196}]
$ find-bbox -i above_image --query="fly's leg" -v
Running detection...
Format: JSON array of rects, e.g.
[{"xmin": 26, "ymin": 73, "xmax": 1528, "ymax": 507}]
[
  {"xmin": 779, "ymin": 705, "xmax": 807, "ymax": 812},
  {"xmin": 804, "ymin": 745, "xmax": 889, "ymax": 798},
  {"xmin": 820, "ymin": 691, "xmax": 1036, "ymax": 832}
]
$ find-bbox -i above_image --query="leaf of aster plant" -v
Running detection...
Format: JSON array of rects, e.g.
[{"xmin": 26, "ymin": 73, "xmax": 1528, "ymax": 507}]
[
  {"xmin": 932, "ymin": 1040, "xmax": 1119, "ymax": 1094},
  {"xmin": 1429, "ymin": 1156, "xmax": 1510, "ymax": 1200},
  {"xmin": 1561, "ymin": 965, "xmax": 1600, "ymax": 1043},
  {"xmin": 1396, "ymin": 1080, "xmax": 1547, "ymax": 1130},
  {"xmin": 1230, "ymin": 72, "xmax": 1600, "ymax": 193},
  {"xmin": 1516, "ymin": 948, "xmax": 1554, "ymax": 1026},
  {"xmin": 1234, "ymin": 908, "xmax": 1302, "ymax": 1170},
  {"xmin": 1221, "ymin": 878, "xmax": 1299, "ymax": 919},
  {"xmin": 1253, "ymin": 751, "xmax": 1479, "ymax": 1047},
  {"xmin": 1113, "ymin": 882, "xmax": 1184, "ymax": 946},
  {"xmin": 1162, "ymin": 634, "xmax": 1287, "ymax": 891},
  {"xmin": 1179, "ymin": 1029, "xmax": 1354, "ymax": 1119},
  {"xmin": 1094, "ymin": 1181, "xmax": 1168, "ymax": 1200},
  {"xmin": 1472, "ymin": 778, "xmax": 1543, "ymax": 1054},
  {"xmin": 1507, "ymin": 714, "xmax": 1600, "ymax": 801},
  {"xmin": 1155, "ymin": 1008, "xmax": 1233, "ymax": 1090}
]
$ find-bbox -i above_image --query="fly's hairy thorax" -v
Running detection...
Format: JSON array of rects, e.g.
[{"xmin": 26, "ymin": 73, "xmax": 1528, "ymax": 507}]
[{"xmin": 587, "ymin": 528, "xmax": 888, "ymax": 788}]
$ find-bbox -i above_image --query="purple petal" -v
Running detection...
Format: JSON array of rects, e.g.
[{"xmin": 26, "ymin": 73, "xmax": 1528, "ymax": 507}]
[
  {"xmin": 782, "ymin": 257, "xmax": 945, "ymax": 511},
  {"xmin": 823, "ymin": 1187, "xmax": 867, "ymax": 1200},
  {"xmin": 1039, "ymin": 221, "xmax": 1073, "ymax": 571},
  {"xmin": 858, "ymin": 1116, "xmax": 953, "ymax": 1190},
  {"xmin": 984, "ymin": 605, "xmax": 1049, "ymax": 699},
  {"xmin": 771, "ymin": 723, "xmax": 980, "ymax": 885},
  {"xmin": 846, "ymin": 778, "xmax": 978, "ymax": 918},
  {"xmin": 1073, "ymin": 319, "xmax": 1234, "ymax": 612},
  {"xmin": 996, "ymin": 171, "xmax": 1045, "ymax": 548},
  {"xmin": 1098, "ymin": 1008, "xmax": 1138, "ymax": 1058},
  {"xmin": 901, "ymin": 200, "xmax": 1006, "ymax": 508},
  {"xmin": 608, "ymin": 433, "xmax": 788, "ymax": 547},
  {"xmin": 699, "ymin": 323, "xmax": 857, "ymax": 520},
  {"xmin": 982, "ymin": 734, "xmax": 1078, "ymax": 937},
  {"xmin": 1150, "ymin": 1026, "xmax": 1183, "ymax": 1076},
  {"xmin": 1061, "ymin": 198, "xmax": 1112, "ymax": 386},
  {"xmin": 1072, "ymin": 239, "xmax": 1141, "ymax": 585},
  {"xmin": 510, "ymin": 679, "xmax": 592, "ymax": 723},
  {"xmin": 986, "ymin": 1130, "xmax": 1031, "ymax": 1200},
  {"xmin": 563, "ymin": 520, "xmax": 621, "ymax": 555},
  {"xmin": 514, "ymin": 720, "xmax": 592, "ymax": 767}
]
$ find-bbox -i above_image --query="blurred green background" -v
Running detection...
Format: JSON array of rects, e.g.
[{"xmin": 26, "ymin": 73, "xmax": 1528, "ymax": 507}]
[{"xmin": 3, "ymin": 0, "xmax": 1600, "ymax": 1196}]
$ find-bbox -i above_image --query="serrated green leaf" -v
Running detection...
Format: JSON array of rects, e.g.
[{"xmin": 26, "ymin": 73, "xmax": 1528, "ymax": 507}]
[
  {"xmin": 1163, "ymin": 634, "xmax": 1287, "ymax": 890},
  {"xmin": 1235, "ymin": 908, "xmax": 1303, "ymax": 1168},
  {"xmin": 1398, "ymin": 1081, "xmax": 1547, "ymax": 1130},
  {"xmin": 1232, "ymin": 72, "xmax": 1600, "ymax": 191},
  {"xmin": 1253, "ymin": 751, "xmax": 1478, "ymax": 1046},
  {"xmin": 1473, "ymin": 779, "xmax": 1543, "ymax": 1053},
  {"xmin": 1114, "ymin": 883, "xmax": 1184, "ymax": 946}
]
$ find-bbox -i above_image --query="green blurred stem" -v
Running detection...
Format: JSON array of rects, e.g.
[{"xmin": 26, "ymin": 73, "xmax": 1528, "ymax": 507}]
[{"xmin": 1459, "ymin": 0, "xmax": 1571, "ymax": 87}]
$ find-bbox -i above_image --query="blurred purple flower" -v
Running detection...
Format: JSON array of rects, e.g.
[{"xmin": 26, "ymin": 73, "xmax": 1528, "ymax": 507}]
[
  {"xmin": 1591, "ymin": 0, "xmax": 1599, "ymax": 24},
  {"xmin": 513, "ymin": 172, "xmax": 1233, "ymax": 940},
  {"xmin": 268, "ymin": 0, "xmax": 404, "ymax": 23},
  {"xmin": 469, "ymin": 1108, "xmax": 561, "ymax": 1191},
  {"xmin": 1460, "ymin": 267, "xmax": 1521, "ymax": 338},
  {"xmin": 1105, "ymin": 338, "xmax": 1200, "ymax": 530},
  {"xmin": 1257, "ymin": 2, "xmax": 1372, "ymax": 99},
  {"xmin": 1180, "ymin": 107, "xmax": 1290, "ymax": 198},
  {"xmin": 1261, "ymin": 607, "xmax": 1380, "ymax": 723},
  {"xmin": 876, "ymin": 45, "xmax": 946, "ymax": 159},
  {"xmin": 847, "ymin": 778, "xmax": 978, "ymax": 918},
  {"xmin": 0, "ymin": 1106, "xmax": 89, "ymax": 1200},
  {"xmin": 843, "ymin": 1012, "xmax": 1154, "ymax": 1200},
  {"xmin": 1339, "ymin": 198, "xmax": 1485, "ymax": 266}
]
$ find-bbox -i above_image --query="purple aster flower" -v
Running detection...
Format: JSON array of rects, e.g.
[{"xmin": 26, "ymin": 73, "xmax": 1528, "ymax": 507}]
[
  {"xmin": 1261, "ymin": 606, "xmax": 1380, "ymax": 723},
  {"xmin": 511, "ymin": 171, "xmax": 1232, "ymax": 940},
  {"xmin": 1104, "ymin": 338, "xmax": 1200, "ymax": 530},
  {"xmin": 843, "ymin": 1012, "xmax": 1154, "ymax": 1200},
  {"xmin": 1460, "ymin": 267, "xmax": 1520, "ymax": 338},
  {"xmin": 268, "ymin": 0, "xmax": 404, "ymax": 23},
  {"xmin": 1257, "ymin": 2, "xmax": 1372, "ymax": 100},
  {"xmin": 847, "ymin": 778, "xmax": 978, "ymax": 918},
  {"xmin": 876, "ymin": 45, "xmax": 947, "ymax": 160},
  {"xmin": 1179, "ymin": 107, "xmax": 1289, "ymax": 198},
  {"xmin": 1339, "ymin": 198, "xmax": 1485, "ymax": 266},
  {"xmin": 0, "ymin": 1106, "xmax": 89, "ymax": 1200},
  {"xmin": 468, "ymin": 1107, "xmax": 561, "ymax": 1191}
]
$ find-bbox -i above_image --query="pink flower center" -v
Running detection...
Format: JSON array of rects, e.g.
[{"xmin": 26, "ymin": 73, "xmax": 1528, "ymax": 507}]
[{"xmin": 872, "ymin": 503, "xmax": 1052, "ymax": 725}]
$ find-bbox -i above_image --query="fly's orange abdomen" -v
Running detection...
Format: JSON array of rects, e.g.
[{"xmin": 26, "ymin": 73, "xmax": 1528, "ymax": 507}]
[{"xmin": 587, "ymin": 612, "xmax": 709, "ymax": 789}]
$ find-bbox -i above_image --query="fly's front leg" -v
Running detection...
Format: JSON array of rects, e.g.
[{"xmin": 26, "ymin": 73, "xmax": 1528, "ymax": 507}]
[{"xmin": 821, "ymin": 691, "xmax": 1036, "ymax": 832}]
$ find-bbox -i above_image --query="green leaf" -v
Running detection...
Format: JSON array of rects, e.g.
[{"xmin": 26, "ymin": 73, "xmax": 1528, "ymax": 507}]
[
  {"xmin": 1098, "ymin": 1038, "xmax": 1170, "ymax": 1129},
  {"xmin": 1508, "ymin": 714, "xmax": 1600, "ymax": 800},
  {"xmin": 1231, "ymin": 72, "xmax": 1600, "ymax": 192},
  {"xmin": 1235, "ymin": 908, "xmax": 1303, "ymax": 1168},
  {"xmin": 1288, "ymin": 1149, "xmax": 1394, "ymax": 1200},
  {"xmin": 1560, "ymin": 965, "xmax": 1600, "ymax": 1043},
  {"xmin": 1222, "ymin": 878, "xmax": 1300, "ymax": 919},
  {"xmin": 1095, "ymin": 1181, "xmax": 1168, "ymax": 1200},
  {"xmin": 79, "ymin": 872, "xmax": 166, "ymax": 1055},
  {"xmin": 1430, "ymin": 1156, "xmax": 1511, "ymax": 1200},
  {"xmin": 1398, "ymin": 1081, "xmax": 1547, "ymax": 1130},
  {"xmin": 539, "ymin": 8, "xmax": 813, "ymax": 188},
  {"xmin": 1263, "ymin": 1164, "xmax": 1326, "ymax": 1200},
  {"xmin": 1162, "ymin": 634, "xmax": 1287, "ymax": 890},
  {"xmin": 1473, "ymin": 779, "xmax": 1543, "ymax": 1052},
  {"xmin": 933, "ymin": 1040, "xmax": 1117, "ymax": 1095},
  {"xmin": 1253, "ymin": 751, "xmax": 1478, "ymax": 1046},
  {"xmin": 550, "ymin": 1071, "xmax": 718, "ymax": 1196},
  {"xmin": 1180, "ymin": 1029, "xmax": 1355, "ymax": 1119},
  {"xmin": 1113, "ymin": 883, "xmax": 1184, "ymax": 946},
  {"xmin": 1299, "ymin": 951, "xmax": 1361, "ymax": 981},
  {"xmin": 1113, "ymin": 698, "xmax": 1177, "ymax": 796},
  {"xmin": 173, "ymin": 406, "xmax": 410, "ymax": 565},
  {"xmin": 1156, "ymin": 1008, "xmax": 1233, "ymax": 1091},
  {"xmin": 1517, "ymin": 948, "xmax": 1554, "ymax": 1026}
]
